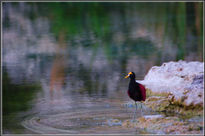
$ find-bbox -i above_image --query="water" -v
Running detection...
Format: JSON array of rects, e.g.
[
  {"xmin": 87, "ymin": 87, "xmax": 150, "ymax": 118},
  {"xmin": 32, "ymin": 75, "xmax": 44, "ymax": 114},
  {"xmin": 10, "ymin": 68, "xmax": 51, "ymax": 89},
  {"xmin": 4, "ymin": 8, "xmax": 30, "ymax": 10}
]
[{"xmin": 2, "ymin": 2, "xmax": 203, "ymax": 134}]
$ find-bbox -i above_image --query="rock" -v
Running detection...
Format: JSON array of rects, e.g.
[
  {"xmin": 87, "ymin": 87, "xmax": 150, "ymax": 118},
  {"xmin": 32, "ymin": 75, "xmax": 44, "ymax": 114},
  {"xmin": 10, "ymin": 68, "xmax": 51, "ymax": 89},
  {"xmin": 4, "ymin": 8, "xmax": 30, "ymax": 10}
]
[
  {"xmin": 122, "ymin": 120, "xmax": 136, "ymax": 128},
  {"xmin": 145, "ymin": 96, "xmax": 170, "ymax": 112},
  {"xmin": 144, "ymin": 95, "xmax": 203, "ymax": 117},
  {"xmin": 128, "ymin": 115, "xmax": 203, "ymax": 134},
  {"xmin": 139, "ymin": 60, "xmax": 203, "ymax": 107},
  {"xmin": 106, "ymin": 119, "xmax": 122, "ymax": 126},
  {"xmin": 121, "ymin": 115, "xmax": 203, "ymax": 134},
  {"xmin": 143, "ymin": 115, "xmax": 164, "ymax": 120}
]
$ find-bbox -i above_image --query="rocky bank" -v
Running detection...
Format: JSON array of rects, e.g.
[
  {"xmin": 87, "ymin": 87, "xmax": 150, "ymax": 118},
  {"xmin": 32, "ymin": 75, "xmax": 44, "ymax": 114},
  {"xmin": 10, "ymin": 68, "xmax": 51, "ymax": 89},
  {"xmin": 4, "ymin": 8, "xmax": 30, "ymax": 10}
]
[{"xmin": 139, "ymin": 60, "xmax": 204, "ymax": 116}]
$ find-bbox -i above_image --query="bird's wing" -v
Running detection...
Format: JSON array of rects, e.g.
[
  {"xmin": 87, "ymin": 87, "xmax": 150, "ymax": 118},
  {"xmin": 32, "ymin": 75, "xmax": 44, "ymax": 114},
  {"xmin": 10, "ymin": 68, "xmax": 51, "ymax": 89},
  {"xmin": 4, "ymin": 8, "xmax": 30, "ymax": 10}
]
[{"xmin": 138, "ymin": 84, "xmax": 146, "ymax": 101}]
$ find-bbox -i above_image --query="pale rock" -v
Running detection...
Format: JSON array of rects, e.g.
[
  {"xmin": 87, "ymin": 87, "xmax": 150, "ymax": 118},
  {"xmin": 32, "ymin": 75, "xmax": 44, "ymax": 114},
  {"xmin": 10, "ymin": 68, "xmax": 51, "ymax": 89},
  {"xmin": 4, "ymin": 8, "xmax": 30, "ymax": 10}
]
[{"xmin": 139, "ymin": 60, "xmax": 204, "ymax": 106}]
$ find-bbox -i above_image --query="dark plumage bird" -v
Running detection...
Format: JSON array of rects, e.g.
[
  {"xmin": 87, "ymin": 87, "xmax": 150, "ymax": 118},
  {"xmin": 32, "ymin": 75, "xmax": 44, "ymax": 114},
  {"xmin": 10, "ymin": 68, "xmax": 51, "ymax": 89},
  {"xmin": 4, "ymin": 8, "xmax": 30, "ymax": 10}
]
[{"xmin": 125, "ymin": 72, "xmax": 146, "ymax": 118}]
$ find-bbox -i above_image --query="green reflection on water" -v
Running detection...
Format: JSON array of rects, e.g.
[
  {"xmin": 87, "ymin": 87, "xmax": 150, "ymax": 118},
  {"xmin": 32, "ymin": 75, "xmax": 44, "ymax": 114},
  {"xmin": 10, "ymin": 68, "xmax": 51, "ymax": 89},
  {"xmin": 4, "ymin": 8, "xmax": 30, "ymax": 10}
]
[
  {"xmin": 176, "ymin": 2, "xmax": 186, "ymax": 60},
  {"xmin": 3, "ymin": 70, "xmax": 41, "ymax": 133},
  {"xmin": 34, "ymin": 2, "xmax": 202, "ymax": 61},
  {"xmin": 3, "ymin": 2, "xmax": 203, "ymax": 61}
]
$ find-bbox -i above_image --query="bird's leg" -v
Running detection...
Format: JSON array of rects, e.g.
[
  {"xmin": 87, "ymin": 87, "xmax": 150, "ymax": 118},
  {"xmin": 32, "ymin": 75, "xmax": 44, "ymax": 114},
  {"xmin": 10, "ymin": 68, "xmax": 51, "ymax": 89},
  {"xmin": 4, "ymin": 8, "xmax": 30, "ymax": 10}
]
[
  {"xmin": 132, "ymin": 101, "xmax": 137, "ymax": 122},
  {"xmin": 140, "ymin": 102, "xmax": 144, "ymax": 116}
]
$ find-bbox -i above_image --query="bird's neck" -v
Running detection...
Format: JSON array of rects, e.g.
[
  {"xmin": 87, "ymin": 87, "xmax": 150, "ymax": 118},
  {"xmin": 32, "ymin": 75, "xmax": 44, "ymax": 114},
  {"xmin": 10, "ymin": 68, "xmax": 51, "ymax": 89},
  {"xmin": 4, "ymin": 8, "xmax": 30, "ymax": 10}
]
[
  {"xmin": 129, "ymin": 78, "xmax": 136, "ymax": 85},
  {"xmin": 129, "ymin": 78, "xmax": 136, "ymax": 91},
  {"xmin": 130, "ymin": 78, "xmax": 136, "ymax": 82}
]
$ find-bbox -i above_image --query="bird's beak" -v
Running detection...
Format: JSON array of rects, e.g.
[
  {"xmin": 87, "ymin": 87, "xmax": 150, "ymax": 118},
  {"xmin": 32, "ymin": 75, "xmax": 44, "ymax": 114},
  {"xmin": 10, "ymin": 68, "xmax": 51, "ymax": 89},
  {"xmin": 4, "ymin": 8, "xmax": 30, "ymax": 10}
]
[
  {"xmin": 124, "ymin": 74, "xmax": 129, "ymax": 79},
  {"xmin": 125, "ymin": 72, "xmax": 132, "ymax": 79}
]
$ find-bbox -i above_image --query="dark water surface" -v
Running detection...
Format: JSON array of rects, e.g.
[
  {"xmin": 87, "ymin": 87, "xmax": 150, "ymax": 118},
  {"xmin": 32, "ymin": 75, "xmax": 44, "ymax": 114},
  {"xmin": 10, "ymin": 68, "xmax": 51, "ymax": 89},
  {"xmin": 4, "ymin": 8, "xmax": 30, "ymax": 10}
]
[{"xmin": 2, "ymin": 2, "xmax": 203, "ymax": 134}]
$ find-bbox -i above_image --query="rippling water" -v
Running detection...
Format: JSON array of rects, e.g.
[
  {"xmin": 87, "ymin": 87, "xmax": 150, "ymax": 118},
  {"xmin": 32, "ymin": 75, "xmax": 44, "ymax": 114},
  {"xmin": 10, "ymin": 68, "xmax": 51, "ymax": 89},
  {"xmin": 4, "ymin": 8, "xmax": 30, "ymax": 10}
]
[{"xmin": 2, "ymin": 2, "xmax": 203, "ymax": 134}]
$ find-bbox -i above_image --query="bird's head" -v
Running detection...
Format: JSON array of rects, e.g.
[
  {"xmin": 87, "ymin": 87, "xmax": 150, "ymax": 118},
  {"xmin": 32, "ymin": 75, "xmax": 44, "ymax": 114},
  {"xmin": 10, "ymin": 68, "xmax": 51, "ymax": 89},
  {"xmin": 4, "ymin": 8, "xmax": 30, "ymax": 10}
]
[{"xmin": 124, "ymin": 72, "xmax": 135, "ymax": 79}]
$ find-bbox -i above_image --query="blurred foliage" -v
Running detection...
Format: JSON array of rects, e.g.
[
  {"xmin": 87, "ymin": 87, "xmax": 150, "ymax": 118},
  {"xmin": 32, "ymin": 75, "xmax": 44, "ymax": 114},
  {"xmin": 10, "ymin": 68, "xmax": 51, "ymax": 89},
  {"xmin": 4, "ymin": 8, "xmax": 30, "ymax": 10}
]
[
  {"xmin": 35, "ymin": 2, "xmax": 112, "ymax": 39},
  {"xmin": 3, "ymin": 69, "xmax": 41, "ymax": 132},
  {"xmin": 35, "ymin": 2, "xmax": 203, "ymax": 61},
  {"xmin": 3, "ymin": 70, "xmax": 41, "ymax": 114},
  {"xmin": 176, "ymin": 3, "xmax": 186, "ymax": 60},
  {"xmin": 4, "ymin": 2, "xmax": 203, "ymax": 61}
]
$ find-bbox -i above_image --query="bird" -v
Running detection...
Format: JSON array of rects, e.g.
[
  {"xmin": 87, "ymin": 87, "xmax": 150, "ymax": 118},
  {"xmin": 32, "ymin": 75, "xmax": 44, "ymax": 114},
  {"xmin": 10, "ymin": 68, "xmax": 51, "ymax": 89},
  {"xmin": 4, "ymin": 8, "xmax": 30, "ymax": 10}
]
[{"xmin": 124, "ymin": 72, "xmax": 146, "ymax": 120}]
